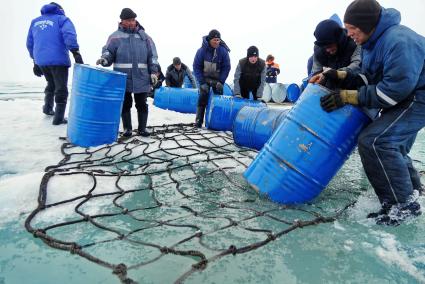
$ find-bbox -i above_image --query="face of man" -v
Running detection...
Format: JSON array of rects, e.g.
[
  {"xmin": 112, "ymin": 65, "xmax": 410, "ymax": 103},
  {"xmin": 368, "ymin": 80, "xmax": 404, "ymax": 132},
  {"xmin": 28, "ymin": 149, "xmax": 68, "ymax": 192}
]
[
  {"xmin": 209, "ymin": 38, "xmax": 221, "ymax": 49},
  {"xmin": 121, "ymin": 18, "xmax": 137, "ymax": 29},
  {"xmin": 345, "ymin": 23, "xmax": 372, "ymax": 45},
  {"xmin": 248, "ymin": 56, "xmax": 258, "ymax": 64},
  {"xmin": 325, "ymin": 43, "xmax": 338, "ymax": 55},
  {"xmin": 174, "ymin": 64, "xmax": 182, "ymax": 71}
]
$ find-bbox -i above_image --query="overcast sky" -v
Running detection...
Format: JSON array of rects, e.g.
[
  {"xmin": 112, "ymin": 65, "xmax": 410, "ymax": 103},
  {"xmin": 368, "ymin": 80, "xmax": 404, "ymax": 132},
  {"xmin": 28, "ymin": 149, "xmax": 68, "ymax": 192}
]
[{"xmin": 2, "ymin": 0, "xmax": 425, "ymax": 85}]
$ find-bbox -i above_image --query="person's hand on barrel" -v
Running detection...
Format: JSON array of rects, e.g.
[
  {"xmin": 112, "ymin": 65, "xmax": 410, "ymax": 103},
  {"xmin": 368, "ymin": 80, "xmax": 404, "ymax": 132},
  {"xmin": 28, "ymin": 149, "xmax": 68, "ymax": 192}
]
[
  {"xmin": 320, "ymin": 89, "xmax": 359, "ymax": 112},
  {"xmin": 96, "ymin": 58, "xmax": 108, "ymax": 66}
]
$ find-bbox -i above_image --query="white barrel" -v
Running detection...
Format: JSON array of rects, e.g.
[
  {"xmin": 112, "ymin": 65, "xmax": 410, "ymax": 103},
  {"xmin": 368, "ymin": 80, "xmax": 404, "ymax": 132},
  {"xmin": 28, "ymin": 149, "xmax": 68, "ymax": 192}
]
[
  {"xmin": 271, "ymin": 83, "xmax": 287, "ymax": 103},
  {"xmin": 261, "ymin": 83, "xmax": 272, "ymax": 102}
]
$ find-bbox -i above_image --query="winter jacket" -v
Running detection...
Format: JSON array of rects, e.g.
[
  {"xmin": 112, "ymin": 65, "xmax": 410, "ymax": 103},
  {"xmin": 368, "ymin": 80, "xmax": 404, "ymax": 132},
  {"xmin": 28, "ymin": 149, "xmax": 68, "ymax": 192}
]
[
  {"xmin": 100, "ymin": 23, "xmax": 158, "ymax": 93},
  {"xmin": 233, "ymin": 58, "xmax": 266, "ymax": 96},
  {"xmin": 26, "ymin": 3, "xmax": 79, "ymax": 67},
  {"xmin": 355, "ymin": 8, "xmax": 425, "ymax": 108},
  {"xmin": 265, "ymin": 61, "xmax": 280, "ymax": 83},
  {"xmin": 165, "ymin": 63, "xmax": 197, "ymax": 88},
  {"xmin": 311, "ymin": 31, "xmax": 361, "ymax": 75},
  {"xmin": 193, "ymin": 36, "xmax": 231, "ymax": 85}
]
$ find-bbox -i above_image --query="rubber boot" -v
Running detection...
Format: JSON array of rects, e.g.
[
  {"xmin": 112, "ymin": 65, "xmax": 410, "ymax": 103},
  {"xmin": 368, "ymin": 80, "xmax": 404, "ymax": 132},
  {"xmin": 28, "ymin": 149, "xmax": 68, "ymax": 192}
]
[
  {"xmin": 195, "ymin": 106, "xmax": 205, "ymax": 128},
  {"xmin": 52, "ymin": 103, "xmax": 67, "ymax": 125},
  {"xmin": 121, "ymin": 112, "xmax": 133, "ymax": 137},
  {"xmin": 137, "ymin": 111, "xmax": 150, "ymax": 137},
  {"xmin": 43, "ymin": 92, "xmax": 55, "ymax": 115}
]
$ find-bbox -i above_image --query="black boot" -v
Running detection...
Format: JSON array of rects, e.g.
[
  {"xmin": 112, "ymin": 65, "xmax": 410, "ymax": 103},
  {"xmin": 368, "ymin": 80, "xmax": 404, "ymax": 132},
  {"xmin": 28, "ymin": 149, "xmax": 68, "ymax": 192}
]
[
  {"xmin": 121, "ymin": 112, "xmax": 133, "ymax": 137},
  {"xmin": 43, "ymin": 92, "xmax": 55, "ymax": 115},
  {"xmin": 137, "ymin": 111, "xmax": 150, "ymax": 137},
  {"xmin": 52, "ymin": 103, "xmax": 67, "ymax": 125},
  {"xmin": 195, "ymin": 106, "xmax": 206, "ymax": 128}
]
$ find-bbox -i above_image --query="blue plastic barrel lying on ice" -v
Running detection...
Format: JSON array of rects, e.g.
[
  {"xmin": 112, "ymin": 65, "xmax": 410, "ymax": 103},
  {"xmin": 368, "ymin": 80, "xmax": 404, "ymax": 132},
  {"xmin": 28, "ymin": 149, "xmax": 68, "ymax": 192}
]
[
  {"xmin": 286, "ymin": 83, "xmax": 301, "ymax": 102},
  {"xmin": 153, "ymin": 87, "xmax": 199, "ymax": 113},
  {"xmin": 206, "ymin": 95, "xmax": 266, "ymax": 131},
  {"xmin": 244, "ymin": 84, "xmax": 370, "ymax": 204},
  {"xmin": 233, "ymin": 107, "xmax": 290, "ymax": 150},
  {"xmin": 67, "ymin": 64, "xmax": 127, "ymax": 147}
]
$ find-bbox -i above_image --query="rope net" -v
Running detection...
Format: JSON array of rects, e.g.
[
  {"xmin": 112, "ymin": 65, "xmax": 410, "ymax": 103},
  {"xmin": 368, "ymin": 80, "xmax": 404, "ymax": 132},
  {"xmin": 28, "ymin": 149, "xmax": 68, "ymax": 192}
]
[{"xmin": 25, "ymin": 123, "xmax": 358, "ymax": 283}]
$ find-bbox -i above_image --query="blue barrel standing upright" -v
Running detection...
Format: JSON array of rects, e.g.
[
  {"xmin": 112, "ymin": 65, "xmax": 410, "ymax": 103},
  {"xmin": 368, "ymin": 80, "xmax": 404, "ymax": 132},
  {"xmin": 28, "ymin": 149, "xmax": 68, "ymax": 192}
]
[
  {"xmin": 68, "ymin": 64, "xmax": 127, "ymax": 147},
  {"xmin": 244, "ymin": 84, "xmax": 370, "ymax": 204},
  {"xmin": 206, "ymin": 95, "xmax": 266, "ymax": 131},
  {"xmin": 153, "ymin": 87, "xmax": 198, "ymax": 113},
  {"xmin": 285, "ymin": 83, "xmax": 301, "ymax": 103},
  {"xmin": 233, "ymin": 107, "xmax": 290, "ymax": 150}
]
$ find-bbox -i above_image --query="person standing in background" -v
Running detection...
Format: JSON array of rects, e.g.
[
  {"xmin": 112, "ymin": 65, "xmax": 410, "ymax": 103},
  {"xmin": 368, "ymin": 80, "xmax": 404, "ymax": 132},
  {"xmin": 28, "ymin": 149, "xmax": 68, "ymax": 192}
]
[
  {"xmin": 233, "ymin": 46, "xmax": 266, "ymax": 100},
  {"xmin": 265, "ymin": 54, "xmax": 280, "ymax": 83},
  {"xmin": 96, "ymin": 8, "xmax": 159, "ymax": 137},
  {"xmin": 26, "ymin": 2, "xmax": 84, "ymax": 125},
  {"xmin": 165, "ymin": 57, "xmax": 197, "ymax": 88}
]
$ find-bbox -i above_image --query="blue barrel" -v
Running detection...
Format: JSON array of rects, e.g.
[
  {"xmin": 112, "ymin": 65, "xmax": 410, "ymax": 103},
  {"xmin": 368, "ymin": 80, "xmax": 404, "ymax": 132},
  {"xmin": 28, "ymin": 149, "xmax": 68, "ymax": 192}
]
[
  {"xmin": 286, "ymin": 83, "xmax": 301, "ymax": 102},
  {"xmin": 153, "ymin": 87, "xmax": 198, "ymax": 114},
  {"xmin": 244, "ymin": 84, "xmax": 370, "ymax": 204},
  {"xmin": 223, "ymin": 83, "xmax": 233, "ymax": 96},
  {"xmin": 183, "ymin": 75, "xmax": 199, "ymax": 89},
  {"xmin": 206, "ymin": 95, "xmax": 266, "ymax": 131},
  {"xmin": 233, "ymin": 107, "xmax": 290, "ymax": 150},
  {"xmin": 67, "ymin": 64, "xmax": 127, "ymax": 147}
]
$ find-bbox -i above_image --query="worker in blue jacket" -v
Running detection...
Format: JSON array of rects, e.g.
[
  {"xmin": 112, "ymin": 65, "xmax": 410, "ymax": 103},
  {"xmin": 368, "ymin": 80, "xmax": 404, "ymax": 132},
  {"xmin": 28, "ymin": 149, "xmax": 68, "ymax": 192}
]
[
  {"xmin": 193, "ymin": 29, "xmax": 231, "ymax": 128},
  {"xmin": 320, "ymin": 0, "xmax": 425, "ymax": 225},
  {"xmin": 26, "ymin": 2, "xmax": 83, "ymax": 125},
  {"xmin": 97, "ymin": 8, "xmax": 159, "ymax": 137}
]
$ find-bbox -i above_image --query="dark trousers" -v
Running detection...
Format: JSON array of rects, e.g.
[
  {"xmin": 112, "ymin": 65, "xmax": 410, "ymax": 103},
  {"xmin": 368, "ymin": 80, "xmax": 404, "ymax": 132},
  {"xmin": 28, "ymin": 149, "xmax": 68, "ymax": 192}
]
[
  {"xmin": 122, "ymin": 92, "xmax": 148, "ymax": 114},
  {"xmin": 358, "ymin": 99, "xmax": 425, "ymax": 205},
  {"xmin": 197, "ymin": 80, "xmax": 223, "ymax": 107},
  {"xmin": 241, "ymin": 86, "xmax": 258, "ymax": 100},
  {"xmin": 40, "ymin": 66, "xmax": 69, "ymax": 106}
]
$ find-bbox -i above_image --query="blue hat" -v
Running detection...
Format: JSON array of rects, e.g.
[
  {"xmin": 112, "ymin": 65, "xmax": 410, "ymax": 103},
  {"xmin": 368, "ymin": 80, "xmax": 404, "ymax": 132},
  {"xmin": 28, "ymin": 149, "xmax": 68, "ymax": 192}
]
[{"xmin": 314, "ymin": 19, "xmax": 344, "ymax": 47}]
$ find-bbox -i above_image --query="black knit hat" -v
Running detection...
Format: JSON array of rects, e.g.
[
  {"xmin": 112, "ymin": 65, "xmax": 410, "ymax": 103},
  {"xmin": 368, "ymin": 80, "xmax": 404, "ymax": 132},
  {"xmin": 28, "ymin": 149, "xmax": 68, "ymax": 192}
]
[
  {"xmin": 247, "ymin": 46, "xmax": 259, "ymax": 57},
  {"xmin": 314, "ymin": 19, "xmax": 344, "ymax": 47},
  {"xmin": 173, "ymin": 57, "xmax": 181, "ymax": 65},
  {"xmin": 50, "ymin": 2, "xmax": 63, "ymax": 10},
  {"xmin": 207, "ymin": 29, "xmax": 221, "ymax": 41},
  {"xmin": 120, "ymin": 8, "xmax": 137, "ymax": 20},
  {"xmin": 344, "ymin": 0, "xmax": 381, "ymax": 34}
]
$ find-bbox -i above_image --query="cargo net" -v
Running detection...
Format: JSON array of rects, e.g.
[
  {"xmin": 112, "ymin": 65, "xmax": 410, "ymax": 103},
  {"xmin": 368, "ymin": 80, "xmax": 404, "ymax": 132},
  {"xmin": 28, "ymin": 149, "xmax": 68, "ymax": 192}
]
[{"xmin": 25, "ymin": 123, "xmax": 357, "ymax": 284}]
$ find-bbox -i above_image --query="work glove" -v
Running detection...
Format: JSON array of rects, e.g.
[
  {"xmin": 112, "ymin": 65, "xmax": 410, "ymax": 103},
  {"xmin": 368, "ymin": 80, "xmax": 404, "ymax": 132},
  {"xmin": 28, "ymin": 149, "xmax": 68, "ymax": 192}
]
[
  {"xmin": 215, "ymin": 81, "xmax": 223, "ymax": 95},
  {"xmin": 322, "ymin": 68, "xmax": 347, "ymax": 81},
  {"xmin": 96, "ymin": 58, "xmax": 108, "ymax": 66},
  {"xmin": 150, "ymin": 74, "xmax": 158, "ymax": 86},
  {"xmin": 320, "ymin": 89, "xmax": 359, "ymax": 112},
  {"xmin": 33, "ymin": 63, "xmax": 43, "ymax": 77},
  {"xmin": 71, "ymin": 49, "xmax": 84, "ymax": 64}
]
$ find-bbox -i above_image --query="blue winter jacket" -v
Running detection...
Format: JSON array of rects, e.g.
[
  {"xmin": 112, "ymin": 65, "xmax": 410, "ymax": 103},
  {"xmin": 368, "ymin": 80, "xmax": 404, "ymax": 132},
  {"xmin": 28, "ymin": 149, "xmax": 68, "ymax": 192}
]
[
  {"xmin": 101, "ymin": 24, "xmax": 159, "ymax": 93},
  {"xmin": 193, "ymin": 36, "xmax": 231, "ymax": 85},
  {"xmin": 357, "ymin": 8, "xmax": 425, "ymax": 108},
  {"xmin": 26, "ymin": 3, "xmax": 79, "ymax": 67}
]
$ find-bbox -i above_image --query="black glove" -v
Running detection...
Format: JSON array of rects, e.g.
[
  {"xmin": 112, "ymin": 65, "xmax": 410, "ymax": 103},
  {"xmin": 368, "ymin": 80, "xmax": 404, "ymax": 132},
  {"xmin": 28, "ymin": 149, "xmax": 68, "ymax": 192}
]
[
  {"xmin": 215, "ymin": 82, "xmax": 223, "ymax": 95},
  {"xmin": 33, "ymin": 64, "xmax": 43, "ymax": 77},
  {"xmin": 71, "ymin": 49, "xmax": 84, "ymax": 64}
]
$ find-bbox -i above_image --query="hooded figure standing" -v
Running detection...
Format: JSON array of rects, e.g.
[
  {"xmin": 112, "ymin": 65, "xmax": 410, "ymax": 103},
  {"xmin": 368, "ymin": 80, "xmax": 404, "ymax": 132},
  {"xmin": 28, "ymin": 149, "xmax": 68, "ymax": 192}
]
[
  {"xmin": 233, "ymin": 46, "xmax": 266, "ymax": 100},
  {"xmin": 309, "ymin": 19, "xmax": 361, "ymax": 89},
  {"xmin": 265, "ymin": 55, "xmax": 280, "ymax": 83},
  {"xmin": 26, "ymin": 2, "xmax": 84, "ymax": 125},
  {"xmin": 96, "ymin": 8, "xmax": 159, "ymax": 137},
  {"xmin": 193, "ymin": 29, "xmax": 231, "ymax": 128},
  {"xmin": 320, "ymin": 0, "xmax": 425, "ymax": 225}
]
